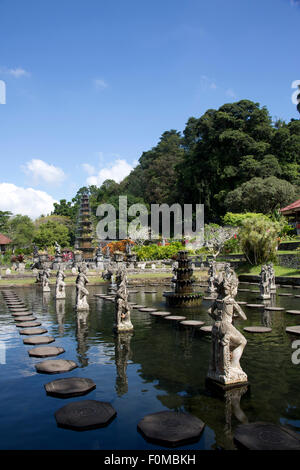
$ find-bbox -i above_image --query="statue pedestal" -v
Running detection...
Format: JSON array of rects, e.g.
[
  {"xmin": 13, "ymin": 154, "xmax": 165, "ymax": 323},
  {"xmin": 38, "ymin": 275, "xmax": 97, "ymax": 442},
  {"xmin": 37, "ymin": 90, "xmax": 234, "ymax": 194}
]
[
  {"xmin": 114, "ymin": 320, "xmax": 134, "ymax": 332},
  {"xmin": 42, "ymin": 285, "xmax": 50, "ymax": 292},
  {"xmin": 55, "ymin": 290, "xmax": 65, "ymax": 299}
]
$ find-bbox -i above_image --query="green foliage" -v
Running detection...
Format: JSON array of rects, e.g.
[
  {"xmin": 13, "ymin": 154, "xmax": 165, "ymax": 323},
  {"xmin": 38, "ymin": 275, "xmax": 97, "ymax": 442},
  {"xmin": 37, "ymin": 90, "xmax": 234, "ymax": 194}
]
[
  {"xmin": 0, "ymin": 210, "xmax": 12, "ymax": 233},
  {"xmin": 224, "ymin": 176, "xmax": 297, "ymax": 214},
  {"xmin": 238, "ymin": 217, "xmax": 281, "ymax": 265},
  {"xmin": 33, "ymin": 220, "xmax": 70, "ymax": 249},
  {"xmin": 5, "ymin": 215, "xmax": 35, "ymax": 250},
  {"xmin": 222, "ymin": 212, "xmax": 270, "ymax": 226},
  {"xmin": 134, "ymin": 241, "xmax": 185, "ymax": 261}
]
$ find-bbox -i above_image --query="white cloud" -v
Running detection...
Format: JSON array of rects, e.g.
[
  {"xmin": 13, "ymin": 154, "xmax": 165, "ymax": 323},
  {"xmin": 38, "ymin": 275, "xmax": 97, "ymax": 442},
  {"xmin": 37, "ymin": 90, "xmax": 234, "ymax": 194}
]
[
  {"xmin": 82, "ymin": 163, "xmax": 96, "ymax": 175},
  {"xmin": 0, "ymin": 67, "xmax": 30, "ymax": 78},
  {"xmin": 0, "ymin": 183, "xmax": 56, "ymax": 219},
  {"xmin": 94, "ymin": 78, "xmax": 108, "ymax": 90},
  {"xmin": 200, "ymin": 75, "xmax": 217, "ymax": 90},
  {"xmin": 22, "ymin": 159, "xmax": 66, "ymax": 185},
  {"xmin": 86, "ymin": 159, "xmax": 133, "ymax": 186}
]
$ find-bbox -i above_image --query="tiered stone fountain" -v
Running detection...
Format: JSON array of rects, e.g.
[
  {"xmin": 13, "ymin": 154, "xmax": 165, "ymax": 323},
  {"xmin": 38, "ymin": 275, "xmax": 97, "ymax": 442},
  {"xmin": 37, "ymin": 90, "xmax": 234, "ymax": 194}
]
[{"xmin": 163, "ymin": 250, "xmax": 203, "ymax": 307}]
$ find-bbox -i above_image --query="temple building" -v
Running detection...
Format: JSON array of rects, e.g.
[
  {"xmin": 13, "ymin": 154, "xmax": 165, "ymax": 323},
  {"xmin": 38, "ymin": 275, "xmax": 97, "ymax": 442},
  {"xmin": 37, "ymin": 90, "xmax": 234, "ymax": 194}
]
[
  {"xmin": 280, "ymin": 199, "xmax": 300, "ymax": 235},
  {"xmin": 0, "ymin": 233, "xmax": 12, "ymax": 253},
  {"xmin": 75, "ymin": 194, "xmax": 95, "ymax": 261}
]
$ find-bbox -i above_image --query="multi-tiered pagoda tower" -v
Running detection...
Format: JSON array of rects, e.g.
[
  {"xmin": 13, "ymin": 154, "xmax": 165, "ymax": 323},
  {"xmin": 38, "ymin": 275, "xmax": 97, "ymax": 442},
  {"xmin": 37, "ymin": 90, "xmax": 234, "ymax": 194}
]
[
  {"xmin": 75, "ymin": 194, "xmax": 95, "ymax": 262},
  {"xmin": 163, "ymin": 250, "xmax": 203, "ymax": 307}
]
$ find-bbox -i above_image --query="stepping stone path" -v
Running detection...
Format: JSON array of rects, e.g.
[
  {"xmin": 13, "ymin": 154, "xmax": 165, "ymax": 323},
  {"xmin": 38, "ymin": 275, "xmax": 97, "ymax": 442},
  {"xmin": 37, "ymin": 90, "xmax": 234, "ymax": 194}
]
[
  {"xmin": 164, "ymin": 316, "xmax": 186, "ymax": 322},
  {"xmin": 144, "ymin": 291, "xmax": 157, "ymax": 294},
  {"xmin": 128, "ymin": 290, "xmax": 139, "ymax": 294},
  {"xmin": 203, "ymin": 296, "xmax": 215, "ymax": 300},
  {"xmin": 35, "ymin": 359, "xmax": 78, "ymax": 374},
  {"xmin": 278, "ymin": 293, "xmax": 293, "ymax": 297},
  {"xmin": 14, "ymin": 316, "xmax": 37, "ymax": 322},
  {"xmin": 246, "ymin": 304, "xmax": 265, "ymax": 308},
  {"xmin": 132, "ymin": 305, "xmax": 146, "ymax": 309},
  {"xmin": 137, "ymin": 410, "xmax": 205, "ymax": 447},
  {"xmin": 45, "ymin": 377, "xmax": 96, "ymax": 398},
  {"xmin": 238, "ymin": 289, "xmax": 250, "ymax": 292},
  {"xmin": 243, "ymin": 326, "xmax": 272, "ymax": 333},
  {"xmin": 28, "ymin": 346, "xmax": 65, "ymax": 358},
  {"xmin": 55, "ymin": 400, "xmax": 116, "ymax": 430},
  {"xmin": 237, "ymin": 301, "xmax": 247, "ymax": 305},
  {"xmin": 15, "ymin": 321, "xmax": 42, "ymax": 328},
  {"xmin": 180, "ymin": 320, "xmax": 205, "ymax": 327},
  {"xmin": 19, "ymin": 327, "xmax": 48, "ymax": 336},
  {"xmin": 286, "ymin": 326, "xmax": 300, "ymax": 335},
  {"xmin": 264, "ymin": 306, "xmax": 285, "ymax": 311},
  {"xmin": 286, "ymin": 310, "xmax": 300, "ymax": 315},
  {"xmin": 295, "ymin": 295, "xmax": 300, "ymax": 298},
  {"xmin": 200, "ymin": 325, "xmax": 213, "ymax": 333},
  {"xmin": 12, "ymin": 311, "xmax": 32, "ymax": 317},
  {"xmin": 138, "ymin": 307, "xmax": 158, "ymax": 312},
  {"xmin": 150, "ymin": 311, "xmax": 171, "ymax": 317},
  {"xmin": 234, "ymin": 422, "xmax": 300, "ymax": 450},
  {"xmin": 23, "ymin": 336, "xmax": 55, "ymax": 345}
]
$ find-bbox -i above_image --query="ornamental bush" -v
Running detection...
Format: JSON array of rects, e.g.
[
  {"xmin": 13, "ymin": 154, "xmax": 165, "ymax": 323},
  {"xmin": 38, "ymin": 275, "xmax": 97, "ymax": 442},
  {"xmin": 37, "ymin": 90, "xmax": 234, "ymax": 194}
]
[{"xmin": 239, "ymin": 217, "xmax": 280, "ymax": 265}]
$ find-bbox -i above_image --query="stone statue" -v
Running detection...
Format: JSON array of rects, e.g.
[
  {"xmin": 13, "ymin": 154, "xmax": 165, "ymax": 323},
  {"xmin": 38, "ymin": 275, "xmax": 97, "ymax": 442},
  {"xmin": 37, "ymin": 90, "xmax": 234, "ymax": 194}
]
[
  {"xmin": 55, "ymin": 265, "xmax": 66, "ymax": 299},
  {"xmin": 35, "ymin": 269, "xmax": 42, "ymax": 284},
  {"xmin": 259, "ymin": 265, "xmax": 271, "ymax": 299},
  {"xmin": 125, "ymin": 241, "xmax": 132, "ymax": 256},
  {"xmin": 102, "ymin": 264, "xmax": 114, "ymax": 281},
  {"xmin": 42, "ymin": 268, "xmax": 50, "ymax": 292},
  {"xmin": 207, "ymin": 260, "xmax": 217, "ymax": 293},
  {"xmin": 114, "ymin": 265, "xmax": 133, "ymax": 332},
  {"xmin": 33, "ymin": 244, "xmax": 39, "ymax": 257},
  {"xmin": 207, "ymin": 269, "xmax": 248, "ymax": 386},
  {"xmin": 267, "ymin": 263, "xmax": 276, "ymax": 292},
  {"xmin": 105, "ymin": 245, "xmax": 110, "ymax": 258},
  {"xmin": 75, "ymin": 265, "xmax": 89, "ymax": 310},
  {"xmin": 54, "ymin": 241, "xmax": 61, "ymax": 257}
]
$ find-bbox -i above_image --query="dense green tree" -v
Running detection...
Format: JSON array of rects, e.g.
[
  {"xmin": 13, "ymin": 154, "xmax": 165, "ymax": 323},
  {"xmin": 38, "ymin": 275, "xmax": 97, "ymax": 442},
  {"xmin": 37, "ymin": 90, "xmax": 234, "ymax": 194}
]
[
  {"xmin": 224, "ymin": 176, "xmax": 297, "ymax": 214},
  {"xmin": 0, "ymin": 210, "xmax": 12, "ymax": 233},
  {"xmin": 6, "ymin": 215, "xmax": 35, "ymax": 250},
  {"xmin": 33, "ymin": 220, "xmax": 70, "ymax": 249}
]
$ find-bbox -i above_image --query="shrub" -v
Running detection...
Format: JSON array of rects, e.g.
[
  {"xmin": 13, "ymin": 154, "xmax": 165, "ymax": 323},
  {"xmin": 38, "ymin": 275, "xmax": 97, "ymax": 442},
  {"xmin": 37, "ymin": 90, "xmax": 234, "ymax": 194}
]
[{"xmin": 239, "ymin": 217, "xmax": 280, "ymax": 265}]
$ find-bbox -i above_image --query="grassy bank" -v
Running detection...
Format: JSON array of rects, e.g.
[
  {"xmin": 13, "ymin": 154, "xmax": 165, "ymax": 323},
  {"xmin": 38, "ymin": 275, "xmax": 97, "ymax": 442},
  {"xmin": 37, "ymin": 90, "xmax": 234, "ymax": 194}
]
[{"xmin": 236, "ymin": 263, "xmax": 300, "ymax": 278}]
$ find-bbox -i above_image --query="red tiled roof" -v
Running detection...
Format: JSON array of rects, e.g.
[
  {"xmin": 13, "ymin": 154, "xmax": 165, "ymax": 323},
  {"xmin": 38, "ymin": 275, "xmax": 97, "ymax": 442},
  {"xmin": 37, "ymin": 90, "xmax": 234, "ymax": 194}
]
[
  {"xmin": 0, "ymin": 233, "xmax": 12, "ymax": 245},
  {"xmin": 280, "ymin": 199, "xmax": 300, "ymax": 213}
]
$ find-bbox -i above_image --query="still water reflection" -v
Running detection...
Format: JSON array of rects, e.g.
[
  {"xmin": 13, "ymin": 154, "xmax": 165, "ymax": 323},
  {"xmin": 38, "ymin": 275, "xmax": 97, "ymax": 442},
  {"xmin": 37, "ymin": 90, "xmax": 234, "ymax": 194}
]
[{"xmin": 0, "ymin": 283, "xmax": 299, "ymax": 450}]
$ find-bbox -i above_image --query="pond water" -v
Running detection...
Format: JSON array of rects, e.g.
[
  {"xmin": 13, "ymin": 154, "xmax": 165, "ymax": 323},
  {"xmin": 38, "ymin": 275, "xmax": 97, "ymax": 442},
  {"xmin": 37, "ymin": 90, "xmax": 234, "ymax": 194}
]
[{"xmin": 0, "ymin": 282, "xmax": 300, "ymax": 450}]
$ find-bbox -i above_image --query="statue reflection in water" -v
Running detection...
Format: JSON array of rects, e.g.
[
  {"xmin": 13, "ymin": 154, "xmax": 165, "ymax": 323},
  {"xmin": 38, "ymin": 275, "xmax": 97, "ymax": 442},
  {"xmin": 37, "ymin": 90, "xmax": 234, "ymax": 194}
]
[
  {"xmin": 55, "ymin": 299, "xmax": 65, "ymax": 336},
  {"xmin": 114, "ymin": 332, "xmax": 133, "ymax": 396},
  {"xmin": 76, "ymin": 310, "xmax": 89, "ymax": 367}
]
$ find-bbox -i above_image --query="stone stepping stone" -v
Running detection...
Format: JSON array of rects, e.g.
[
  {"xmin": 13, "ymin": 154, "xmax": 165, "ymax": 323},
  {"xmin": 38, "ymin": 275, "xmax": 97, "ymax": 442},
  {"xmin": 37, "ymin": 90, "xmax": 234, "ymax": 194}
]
[
  {"xmin": 55, "ymin": 400, "xmax": 116, "ymax": 430},
  {"xmin": 286, "ymin": 326, "xmax": 300, "ymax": 335},
  {"xmin": 280, "ymin": 285, "xmax": 292, "ymax": 288},
  {"xmin": 144, "ymin": 291, "xmax": 157, "ymax": 293},
  {"xmin": 132, "ymin": 305, "xmax": 146, "ymax": 309},
  {"xmin": 234, "ymin": 422, "xmax": 300, "ymax": 450},
  {"xmin": 243, "ymin": 326, "xmax": 272, "ymax": 333},
  {"xmin": 238, "ymin": 289, "xmax": 250, "ymax": 292},
  {"xmin": 138, "ymin": 308, "xmax": 158, "ymax": 312},
  {"xmin": 203, "ymin": 296, "xmax": 215, "ymax": 300},
  {"xmin": 264, "ymin": 306, "xmax": 285, "ymax": 311},
  {"xmin": 14, "ymin": 316, "xmax": 37, "ymax": 322},
  {"xmin": 137, "ymin": 410, "xmax": 205, "ymax": 447},
  {"xmin": 295, "ymin": 295, "xmax": 300, "ymax": 298},
  {"xmin": 12, "ymin": 311, "xmax": 32, "ymax": 317},
  {"xmin": 19, "ymin": 327, "xmax": 48, "ymax": 335},
  {"xmin": 164, "ymin": 315, "xmax": 186, "ymax": 322},
  {"xmin": 45, "ymin": 377, "xmax": 96, "ymax": 398},
  {"xmin": 150, "ymin": 311, "xmax": 171, "ymax": 317},
  {"xmin": 128, "ymin": 290, "xmax": 139, "ymax": 294},
  {"xmin": 286, "ymin": 310, "xmax": 300, "ymax": 315},
  {"xmin": 35, "ymin": 359, "xmax": 77, "ymax": 374},
  {"xmin": 9, "ymin": 308, "xmax": 30, "ymax": 312},
  {"xmin": 23, "ymin": 336, "xmax": 55, "ymax": 345},
  {"xmin": 250, "ymin": 290, "xmax": 260, "ymax": 293},
  {"xmin": 237, "ymin": 301, "xmax": 247, "ymax": 305},
  {"xmin": 15, "ymin": 321, "xmax": 42, "ymax": 328},
  {"xmin": 278, "ymin": 293, "xmax": 293, "ymax": 297},
  {"xmin": 180, "ymin": 320, "xmax": 205, "ymax": 327},
  {"xmin": 246, "ymin": 304, "xmax": 265, "ymax": 308},
  {"xmin": 199, "ymin": 325, "xmax": 213, "ymax": 333},
  {"xmin": 28, "ymin": 346, "xmax": 65, "ymax": 358}
]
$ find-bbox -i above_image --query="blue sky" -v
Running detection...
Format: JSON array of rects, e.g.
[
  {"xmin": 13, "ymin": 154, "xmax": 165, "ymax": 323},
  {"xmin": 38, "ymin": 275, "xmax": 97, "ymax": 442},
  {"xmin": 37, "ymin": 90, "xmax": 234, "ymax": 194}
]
[{"xmin": 0, "ymin": 0, "xmax": 299, "ymax": 218}]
